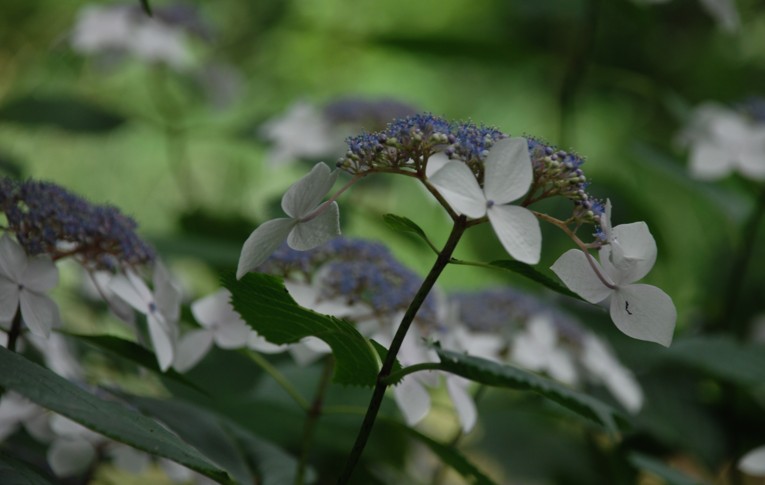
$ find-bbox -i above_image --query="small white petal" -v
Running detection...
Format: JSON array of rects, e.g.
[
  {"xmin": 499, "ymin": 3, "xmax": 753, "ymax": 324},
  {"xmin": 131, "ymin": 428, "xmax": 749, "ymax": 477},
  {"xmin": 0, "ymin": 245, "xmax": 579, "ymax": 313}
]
[
  {"xmin": 173, "ymin": 329, "xmax": 214, "ymax": 373},
  {"xmin": 487, "ymin": 205, "xmax": 541, "ymax": 265},
  {"xmin": 483, "ymin": 137, "xmax": 533, "ymax": 205},
  {"xmin": 0, "ymin": 278, "xmax": 20, "ymax": 322},
  {"xmin": 393, "ymin": 376, "xmax": 431, "ymax": 426},
  {"xmin": 213, "ymin": 320, "xmax": 251, "ymax": 349},
  {"xmin": 159, "ymin": 458, "xmax": 195, "ymax": 483},
  {"xmin": 603, "ymin": 222, "xmax": 657, "ymax": 285},
  {"xmin": 281, "ymin": 162, "xmax": 338, "ymax": 218},
  {"xmin": 425, "ymin": 152, "xmax": 451, "ymax": 178},
  {"xmin": 610, "ymin": 284, "xmax": 676, "ymax": 347},
  {"xmin": 48, "ymin": 439, "xmax": 96, "ymax": 477},
  {"xmin": 191, "ymin": 289, "xmax": 233, "ymax": 329},
  {"xmin": 148, "ymin": 314, "xmax": 175, "ymax": 371},
  {"xmin": 109, "ymin": 445, "xmax": 151, "ymax": 474},
  {"xmin": 287, "ymin": 201, "xmax": 340, "ymax": 251},
  {"xmin": 603, "ymin": 366, "xmax": 644, "ymax": 413},
  {"xmin": 446, "ymin": 377, "xmax": 477, "ymax": 433},
  {"xmin": 19, "ymin": 291, "xmax": 60, "ymax": 337},
  {"xmin": 689, "ymin": 142, "xmax": 731, "ymax": 180},
  {"xmin": 247, "ymin": 332, "xmax": 287, "ymax": 354},
  {"xmin": 236, "ymin": 218, "xmax": 296, "ymax": 279},
  {"xmin": 739, "ymin": 446, "xmax": 765, "ymax": 476},
  {"xmin": 0, "ymin": 235, "xmax": 27, "ymax": 282},
  {"xmin": 428, "ymin": 161, "xmax": 487, "ymax": 218},
  {"xmin": 551, "ymin": 249, "xmax": 613, "ymax": 304},
  {"xmin": 109, "ymin": 273, "xmax": 150, "ymax": 314},
  {"xmin": 301, "ymin": 336, "xmax": 331, "ymax": 353},
  {"xmin": 153, "ymin": 262, "xmax": 182, "ymax": 323},
  {"xmin": 547, "ymin": 351, "xmax": 578, "ymax": 386},
  {"xmin": 21, "ymin": 256, "xmax": 58, "ymax": 293},
  {"xmin": 288, "ymin": 340, "xmax": 327, "ymax": 366}
]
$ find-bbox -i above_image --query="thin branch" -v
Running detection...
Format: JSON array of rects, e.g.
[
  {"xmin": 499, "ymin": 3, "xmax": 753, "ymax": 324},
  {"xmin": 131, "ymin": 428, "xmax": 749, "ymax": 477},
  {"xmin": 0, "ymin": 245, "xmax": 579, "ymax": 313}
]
[{"xmin": 245, "ymin": 350, "xmax": 309, "ymax": 411}]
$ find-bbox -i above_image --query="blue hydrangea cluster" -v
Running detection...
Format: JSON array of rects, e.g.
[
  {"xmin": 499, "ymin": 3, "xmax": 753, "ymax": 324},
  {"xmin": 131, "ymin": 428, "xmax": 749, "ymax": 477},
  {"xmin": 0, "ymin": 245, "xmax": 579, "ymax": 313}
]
[
  {"xmin": 323, "ymin": 97, "xmax": 418, "ymax": 131},
  {"xmin": 259, "ymin": 238, "xmax": 439, "ymax": 325},
  {"xmin": 337, "ymin": 113, "xmax": 505, "ymax": 175},
  {"xmin": 451, "ymin": 288, "xmax": 586, "ymax": 343},
  {"xmin": 0, "ymin": 178, "xmax": 155, "ymax": 270}
]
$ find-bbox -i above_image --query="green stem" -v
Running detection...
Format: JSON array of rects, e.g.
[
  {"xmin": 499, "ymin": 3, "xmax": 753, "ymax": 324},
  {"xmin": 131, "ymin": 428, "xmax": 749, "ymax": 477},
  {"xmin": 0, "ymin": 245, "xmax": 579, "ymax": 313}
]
[
  {"xmin": 381, "ymin": 362, "xmax": 443, "ymax": 385},
  {"xmin": 337, "ymin": 216, "xmax": 468, "ymax": 484},
  {"xmin": 295, "ymin": 357, "xmax": 334, "ymax": 485},
  {"xmin": 245, "ymin": 350, "xmax": 309, "ymax": 411},
  {"xmin": 6, "ymin": 309, "xmax": 22, "ymax": 352}
]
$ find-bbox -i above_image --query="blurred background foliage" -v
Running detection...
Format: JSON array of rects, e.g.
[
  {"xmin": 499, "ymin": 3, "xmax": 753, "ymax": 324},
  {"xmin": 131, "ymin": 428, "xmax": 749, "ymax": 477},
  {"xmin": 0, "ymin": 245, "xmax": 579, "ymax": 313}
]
[{"xmin": 2, "ymin": 0, "xmax": 765, "ymax": 483}]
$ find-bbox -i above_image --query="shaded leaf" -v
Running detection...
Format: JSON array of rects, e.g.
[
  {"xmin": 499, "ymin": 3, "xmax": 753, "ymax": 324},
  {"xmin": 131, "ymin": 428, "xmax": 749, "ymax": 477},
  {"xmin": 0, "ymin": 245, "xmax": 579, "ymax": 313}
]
[
  {"xmin": 223, "ymin": 272, "xmax": 380, "ymax": 387},
  {"xmin": 383, "ymin": 214, "xmax": 433, "ymax": 248},
  {"xmin": 489, "ymin": 260, "xmax": 581, "ymax": 299},
  {"xmin": 0, "ymin": 347, "xmax": 230, "ymax": 484},
  {"xmin": 0, "ymin": 96, "xmax": 125, "ymax": 133},
  {"xmin": 0, "ymin": 452, "xmax": 55, "ymax": 485},
  {"xmin": 629, "ymin": 453, "xmax": 708, "ymax": 485},
  {"xmin": 139, "ymin": 0, "xmax": 152, "ymax": 16},
  {"xmin": 433, "ymin": 347, "xmax": 621, "ymax": 434},
  {"xmin": 667, "ymin": 336, "xmax": 765, "ymax": 386}
]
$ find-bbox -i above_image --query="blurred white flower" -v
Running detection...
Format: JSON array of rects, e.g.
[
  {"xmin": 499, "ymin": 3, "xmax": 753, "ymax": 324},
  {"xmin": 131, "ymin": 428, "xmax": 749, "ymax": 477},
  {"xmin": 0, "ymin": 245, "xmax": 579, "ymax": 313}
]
[
  {"xmin": 678, "ymin": 103, "xmax": 765, "ymax": 181},
  {"xmin": 237, "ymin": 163, "xmax": 340, "ymax": 278},
  {"xmin": 739, "ymin": 445, "xmax": 765, "ymax": 476},
  {"xmin": 261, "ymin": 102, "xmax": 342, "ymax": 166},
  {"xmin": 47, "ymin": 415, "xmax": 104, "ymax": 478},
  {"xmin": 0, "ymin": 234, "xmax": 61, "ymax": 338},
  {"xmin": 429, "ymin": 137, "xmax": 542, "ymax": 264},
  {"xmin": 511, "ymin": 315, "xmax": 578, "ymax": 385},
  {"xmin": 581, "ymin": 335, "xmax": 644, "ymax": 413}
]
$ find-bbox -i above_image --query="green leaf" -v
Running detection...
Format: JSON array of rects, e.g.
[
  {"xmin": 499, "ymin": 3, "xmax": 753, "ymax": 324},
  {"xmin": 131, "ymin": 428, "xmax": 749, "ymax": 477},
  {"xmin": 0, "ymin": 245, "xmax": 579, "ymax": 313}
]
[
  {"xmin": 232, "ymin": 428, "xmax": 315, "ymax": 485},
  {"xmin": 433, "ymin": 347, "xmax": 621, "ymax": 434},
  {"xmin": 67, "ymin": 333, "xmax": 205, "ymax": 394},
  {"xmin": 0, "ymin": 452, "xmax": 55, "ymax": 485},
  {"xmin": 139, "ymin": 0, "xmax": 153, "ymax": 16},
  {"xmin": 394, "ymin": 424, "xmax": 498, "ymax": 485},
  {"xmin": 629, "ymin": 453, "xmax": 708, "ymax": 485},
  {"xmin": 369, "ymin": 339, "xmax": 403, "ymax": 384},
  {"xmin": 223, "ymin": 272, "xmax": 381, "ymax": 387},
  {"xmin": 667, "ymin": 336, "xmax": 765, "ymax": 386},
  {"xmin": 0, "ymin": 347, "xmax": 230, "ymax": 484},
  {"xmin": 383, "ymin": 214, "xmax": 435, "ymax": 250},
  {"xmin": 488, "ymin": 260, "xmax": 581, "ymax": 300},
  {"xmin": 0, "ymin": 96, "xmax": 125, "ymax": 133}
]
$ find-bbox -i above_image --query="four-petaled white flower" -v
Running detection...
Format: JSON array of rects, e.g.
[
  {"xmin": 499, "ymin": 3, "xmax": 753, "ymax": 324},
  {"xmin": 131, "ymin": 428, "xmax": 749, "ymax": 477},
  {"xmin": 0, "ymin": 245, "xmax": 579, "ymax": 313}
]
[
  {"xmin": 0, "ymin": 235, "xmax": 61, "ymax": 338},
  {"xmin": 237, "ymin": 162, "xmax": 340, "ymax": 279},
  {"xmin": 551, "ymin": 222, "xmax": 676, "ymax": 346},
  {"xmin": 511, "ymin": 315, "xmax": 578, "ymax": 385},
  {"xmin": 428, "ymin": 137, "xmax": 542, "ymax": 264},
  {"xmin": 109, "ymin": 263, "xmax": 181, "ymax": 371}
]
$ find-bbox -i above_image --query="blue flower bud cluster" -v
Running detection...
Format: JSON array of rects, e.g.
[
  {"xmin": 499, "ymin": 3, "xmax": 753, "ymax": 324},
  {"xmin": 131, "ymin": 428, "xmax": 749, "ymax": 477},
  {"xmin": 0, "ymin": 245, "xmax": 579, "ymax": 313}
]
[
  {"xmin": 0, "ymin": 178, "xmax": 155, "ymax": 270},
  {"xmin": 451, "ymin": 288, "xmax": 586, "ymax": 343},
  {"xmin": 259, "ymin": 238, "xmax": 439, "ymax": 325},
  {"xmin": 337, "ymin": 113, "xmax": 505, "ymax": 175}
]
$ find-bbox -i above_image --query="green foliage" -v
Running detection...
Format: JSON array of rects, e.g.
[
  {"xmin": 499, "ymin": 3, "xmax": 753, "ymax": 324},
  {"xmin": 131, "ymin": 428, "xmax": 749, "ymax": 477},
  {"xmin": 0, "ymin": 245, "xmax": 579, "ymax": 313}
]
[
  {"xmin": 488, "ymin": 260, "xmax": 581, "ymax": 300},
  {"xmin": 433, "ymin": 347, "xmax": 621, "ymax": 434},
  {"xmin": 0, "ymin": 347, "xmax": 231, "ymax": 484},
  {"xmin": 667, "ymin": 336, "xmax": 765, "ymax": 387},
  {"xmin": 629, "ymin": 453, "xmax": 707, "ymax": 485},
  {"xmin": 382, "ymin": 213, "xmax": 437, "ymax": 252},
  {"xmin": 0, "ymin": 452, "xmax": 55, "ymax": 485},
  {"xmin": 223, "ymin": 272, "xmax": 381, "ymax": 386},
  {"xmin": 0, "ymin": 96, "xmax": 125, "ymax": 133}
]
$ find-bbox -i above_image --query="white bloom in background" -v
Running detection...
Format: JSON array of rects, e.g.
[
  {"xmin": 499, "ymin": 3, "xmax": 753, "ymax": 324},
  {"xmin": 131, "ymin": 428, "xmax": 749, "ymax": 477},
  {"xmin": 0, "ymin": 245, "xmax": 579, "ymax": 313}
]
[
  {"xmin": 237, "ymin": 163, "xmax": 341, "ymax": 278},
  {"xmin": 581, "ymin": 335, "xmax": 644, "ymax": 413},
  {"xmin": 551, "ymin": 222, "xmax": 676, "ymax": 346},
  {"xmin": 27, "ymin": 333, "xmax": 83, "ymax": 380},
  {"xmin": 678, "ymin": 103, "xmax": 765, "ymax": 181},
  {"xmin": 129, "ymin": 20, "xmax": 192, "ymax": 69},
  {"xmin": 429, "ymin": 137, "xmax": 542, "ymax": 264},
  {"xmin": 0, "ymin": 234, "xmax": 61, "ymax": 338},
  {"xmin": 109, "ymin": 263, "xmax": 181, "ymax": 371},
  {"xmin": 47, "ymin": 415, "xmax": 104, "ymax": 478},
  {"xmin": 739, "ymin": 445, "xmax": 765, "ymax": 476},
  {"xmin": 0, "ymin": 393, "xmax": 45, "ymax": 443},
  {"xmin": 261, "ymin": 102, "xmax": 342, "ymax": 166},
  {"xmin": 511, "ymin": 315, "xmax": 578, "ymax": 385},
  {"xmin": 70, "ymin": 5, "xmax": 134, "ymax": 53}
]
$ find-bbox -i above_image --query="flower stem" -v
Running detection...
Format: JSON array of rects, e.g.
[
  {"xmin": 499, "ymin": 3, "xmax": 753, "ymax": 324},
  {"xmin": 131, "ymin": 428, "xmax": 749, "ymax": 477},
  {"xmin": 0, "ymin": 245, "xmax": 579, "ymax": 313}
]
[
  {"xmin": 380, "ymin": 362, "xmax": 443, "ymax": 385},
  {"xmin": 6, "ymin": 309, "xmax": 22, "ymax": 352},
  {"xmin": 295, "ymin": 356, "xmax": 334, "ymax": 485},
  {"xmin": 337, "ymin": 216, "xmax": 468, "ymax": 483},
  {"xmin": 245, "ymin": 350, "xmax": 309, "ymax": 411}
]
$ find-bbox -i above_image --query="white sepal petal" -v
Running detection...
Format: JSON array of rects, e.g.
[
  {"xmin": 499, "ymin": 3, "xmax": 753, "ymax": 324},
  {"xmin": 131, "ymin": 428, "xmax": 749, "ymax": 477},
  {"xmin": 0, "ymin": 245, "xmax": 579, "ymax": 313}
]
[
  {"xmin": 604, "ymin": 222, "xmax": 657, "ymax": 284},
  {"xmin": 393, "ymin": 376, "xmax": 431, "ymax": 426},
  {"xmin": 0, "ymin": 278, "xmax": 20, "ymax": 322},
  {"xmin": 689, "ymin": 142, "xmax": 731, "ymax": 180},
  {"xmin": 173, "ymin": 329, "xmax": 214, "ymax": 373},
  {"xmin": 248, "ymin": 332, "xmax": 287, "ymax": 354},
  {"xmin": 236, "ymin": 218, "xmax": 296, "ymax": 279},
  {"xmin": 153, "ymin": 262, "xmax": 181, "ymax": 323},
  {"xmin": 109, "ymin": 274, "xmax": 149, "ymax": 313},
  {"xmin": 609, "ymin": 284, "xmax": 676, "ymax": 347},
  {"xmin": 281, "ymin": 162, "xmax": 337, "ymax": 218},
  {"xmin": 110, "ymin": 445, "xmax": 151, "ymax": 475},
  {"xmin": 551, "ymin": 249, "xmax": 612, "ymax": 304},
  {"xmin": 287, "ymin": 201, "xmax": 340, "ymax": 250},
  {"xmin": 147, "ymin": 314, "xmax": 175, "ymax": 371},
  {"xmin": 487, "ymin": 205, "xmax": 541, "ymax": 265},
  {"xmin": 0, "ymin": 235, "xmax": 27, "ymax": 282},
  {"xmin": 48, "ymin": 439, "xmax": 96, "ymax": 477},
  {"xmin": 191, "ymin": 289, "xmax": 232, "ymax": 329},
  {"xmin": 213, "ymin": 320, "xmax": 251, "ymax": 349},
  {"xmin": 22, "ymin": 256, "xmax": 59, "ymax": 293},
  {"xmin": 446, "ymin": 377, "xmax": 477, "ymax": 433},
  {"xmin": 483, "ymin": 137, "xmax": 533, "ymax": 205},
  {"xmin": 428, "ymin": 161, "xmax": 487, "ymax": 218},
  {"xmin": 19, "ymin": 291, "xmax": 60, "ymax": 338},
  {"xmin": 739, "ymin": 446, "xmax": 765, "ymax": 476}
]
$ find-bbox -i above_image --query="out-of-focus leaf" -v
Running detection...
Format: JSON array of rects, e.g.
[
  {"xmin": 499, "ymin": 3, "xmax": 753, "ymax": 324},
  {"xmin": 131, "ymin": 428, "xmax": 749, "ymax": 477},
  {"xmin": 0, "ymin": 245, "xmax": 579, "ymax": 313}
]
[
  {"xmin": 232, "ymin": 428, "xmax": 314, "ymax": 485},
  {"xmin": 667, "ymin": 336, "xmax": 765, "ymax": 386},
  {"xmin": 0, "ymin": 347, "xmax": 230, "ymax": 484},
  {"xmin": 394, "ymin": 424, "xmax": 498, "ymax": 485},
  {"xmin": 629, "ymin": 453, "xmax": 708, "ymax": 485},
  {"xmin": 224, "ymin": 272, "xmax": 380, "ymax": 387},
  {"xmin": 139, "ymin": 0, "xmax": 152, "ymax": 16},
  {"xmin": 488, "ymin": 260, "xmax": 581, "ymax": 300},
  {"xmin": 0, "ymin": 96, "xmax": 126, "ymax": 133},
  {"xmin": 383, "ymin": 213, "xmax": 434, "ymax": 249},
  {"xmin": 433, "ymin": 347, "xmax": 621, "ymax": 434},
  {"xmin": 0, "ymin": 452, "xmax": 54, "ymax": 485},
  {"xmin": 151, "ymin": 234, "xmax": 241, "ymax": 267},
  {"xmin": 0, "ymin": 150, "xmax": 23, "ymax": 178}
]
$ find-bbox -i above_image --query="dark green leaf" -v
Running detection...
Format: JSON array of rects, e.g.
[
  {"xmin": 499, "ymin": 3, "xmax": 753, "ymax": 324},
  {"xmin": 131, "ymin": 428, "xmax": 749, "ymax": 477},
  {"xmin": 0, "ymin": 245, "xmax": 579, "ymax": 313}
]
[
  {"xmin": 667, "ymin": 336, "xmax": 765, "ymax": 386},
  {"xmin": 231, "ymin": 428, "xmax": 314, "ymax": 485},
  {"xmin": 0, "ymin": 96, "xmax": 125, "ymax": 133},
  {"xmin": 394, "ymin": 424, "xmax": 498, "ymax": 485},
  {"xmin": 383, "ymin": 213, "xmax": 434, "ymax": 248},
  {"xmin": 629, "ymin": 453, "xmax": 708, "ymax": 485},
  {"xmin": 433, "ymin": 347, "xmax": 621, "ymax": 434},
  {"xmin": 488, "ymin": 260, "xmax": 581, "ymax": 300},
  {"xmin": 0, "ymin": 347, "xmax": 230, "ymax": 484},
  {"xmin": 369, "ymin": 339, "xmax": 402, "ymax": 384},
  {"xmin": 0, "ymin": 452, "xmax": 55, "ymax": 485},
  {"xmin": 223, "ymin": 272, "xmax": 381, "ymax": 387},
  {"xmin": 139, "ymin": 0, "xmax": 153, "ymax": 16}
]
